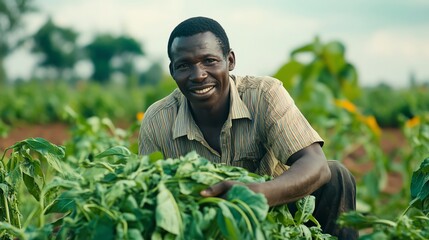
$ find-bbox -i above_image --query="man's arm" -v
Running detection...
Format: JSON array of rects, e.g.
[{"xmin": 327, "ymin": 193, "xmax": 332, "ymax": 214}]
[{"xmin": 200, "ymin": 142, "xmax": 331, "ymax": 206}]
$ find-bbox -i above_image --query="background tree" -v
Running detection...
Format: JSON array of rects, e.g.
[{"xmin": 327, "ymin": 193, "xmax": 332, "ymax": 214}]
[
  {"xmin": 0, "ymin": 0, "xmax": 36, "ymax": 84},
  {"xmin": 31, "ymin": 18, "xmax": 79, "ymax": 80},
  {"xmin": 139, "ymin": 61, "xmax": 163, "ymax": 86},
  {"xmin": 85, "ymin": 34, "xmax": 143, "ymax": 83}
]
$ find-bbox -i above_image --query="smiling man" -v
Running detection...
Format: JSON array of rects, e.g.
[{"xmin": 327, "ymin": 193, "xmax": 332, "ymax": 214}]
[{"xmin": 139, "ymin": 16, "xmax": 358, "ymax": 239}]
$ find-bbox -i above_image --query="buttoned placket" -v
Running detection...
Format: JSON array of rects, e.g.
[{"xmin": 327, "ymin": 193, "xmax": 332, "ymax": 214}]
[
  {"xmin": 220, "ymin": 117, "xmax": 233, "ymax": 165},
  {"xmin": 191, "ymin": 124, "xmax": 222, "ymax": 163}
]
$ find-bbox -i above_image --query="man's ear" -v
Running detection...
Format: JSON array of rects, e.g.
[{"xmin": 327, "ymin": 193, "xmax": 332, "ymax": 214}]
[
  {"xmin": 169, "ymin": 62, "xmax": 174, "ymax": 76},
  {"xmin": 228, "ymin": 50, "xmax": 236, "ymax": 71}
]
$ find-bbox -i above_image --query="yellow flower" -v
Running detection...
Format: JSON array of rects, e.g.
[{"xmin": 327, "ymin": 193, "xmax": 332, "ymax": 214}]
[
  {"xmin": 405, "ymin": 116, "xmax": 420, "ymax": 128},
  {"xmin": 335, "ymin": 99, "xmax": 357, "ymax": 113},
  {"xmin": 136, "ymin": 112, "xmax": 145, "ymax": 121},
  {"xmin": 364, "ymin": 115, "xmax": 381, "ymax": 138}
]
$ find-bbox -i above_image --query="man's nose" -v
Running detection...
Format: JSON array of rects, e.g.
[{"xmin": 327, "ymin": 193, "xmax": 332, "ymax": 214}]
[{"xmin": 189, "ymin": 64, "xmax": 207, "ymax": 82}]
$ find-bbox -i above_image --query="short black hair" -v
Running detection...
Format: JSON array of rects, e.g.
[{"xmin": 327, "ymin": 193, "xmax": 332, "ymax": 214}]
[{"xmin": 167, "ymin": 16, "xmax": 230, "ymax": 60}]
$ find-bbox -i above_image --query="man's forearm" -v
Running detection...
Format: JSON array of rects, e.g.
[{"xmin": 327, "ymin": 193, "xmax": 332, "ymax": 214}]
[{"xmin": 249, "ymin": 144, "xmax": 331, "ymax": 206}]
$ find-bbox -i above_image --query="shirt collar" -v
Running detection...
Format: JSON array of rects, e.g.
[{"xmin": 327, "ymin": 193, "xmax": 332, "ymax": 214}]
[{"xmin": 172, "ymin": 76, "xmax": 252, "ymax": 140}]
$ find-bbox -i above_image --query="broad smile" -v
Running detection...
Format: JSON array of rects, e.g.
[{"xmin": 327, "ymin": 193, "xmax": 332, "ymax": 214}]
[
  {"xmin": 193, "ymin": 86, "xmax": 214, "ymax": 94},
  {"xmin": 190, "ymin": 85, "xmax": 215, "ymax": 97}
]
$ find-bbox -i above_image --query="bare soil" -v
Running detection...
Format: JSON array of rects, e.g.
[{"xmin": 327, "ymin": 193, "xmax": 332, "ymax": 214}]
[{"xmin": 0, "ymin": 123, "xmax": 71, "ymax": 152}]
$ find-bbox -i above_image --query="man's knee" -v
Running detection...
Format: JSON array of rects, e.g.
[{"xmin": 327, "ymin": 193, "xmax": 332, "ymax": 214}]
[{"xmin": 326, "ymin": 160, "xmax": 356, "ymax": 193}]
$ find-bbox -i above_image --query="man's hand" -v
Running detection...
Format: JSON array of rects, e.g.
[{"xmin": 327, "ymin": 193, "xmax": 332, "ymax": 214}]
[
  {"xmin": 200, "ymin": 181, "xmax": 241, "ymax": 198},
  {"xmin": 200, "ymin": 181, "xmax": 263, "ymax": 199},
  {"xmin": 200, "ymin": 143, "xmax": 331, "ymax": 207}
]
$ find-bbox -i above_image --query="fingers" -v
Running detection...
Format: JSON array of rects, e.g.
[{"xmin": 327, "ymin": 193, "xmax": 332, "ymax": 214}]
[{"xmin": 200, "ymin": 181, "xmax": 239, "ymax": 198}]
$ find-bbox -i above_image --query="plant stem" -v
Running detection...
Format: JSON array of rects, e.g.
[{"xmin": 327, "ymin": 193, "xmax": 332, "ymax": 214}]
[
  {"xmin": 374, "ymin": 219, "xmax": 396, "ymax": 228},
  {"xmin": 39, "ymin": 194, "xmax": 44, "ymax": 227},
  {"xmin": 14, "ymin": 200, "xmax": 21, "ymax": 229},
  {"xmin": 2, "ymin": 193, "xmax": 11, "ymax": 224}
]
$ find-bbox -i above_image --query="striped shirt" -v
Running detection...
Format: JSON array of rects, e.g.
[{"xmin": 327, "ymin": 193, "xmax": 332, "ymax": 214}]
[{"xmin": 139, "ymin": 75, "xmax": 323, "ymax": 177}]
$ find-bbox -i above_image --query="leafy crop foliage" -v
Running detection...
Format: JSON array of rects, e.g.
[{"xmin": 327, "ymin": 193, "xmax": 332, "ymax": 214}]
[
  {"xmin": 0, "ymin": 77, "xmax": 176, "ymax": 125},
  {"xmin": 357, "ymin": 84, "xmax": 429, "ymax": 128},
  {"xmin": 339, "ymin": 157, "xmax": 429, "ymax": 239},
  {"xmin": 0, "ymin": 138, "xmax": 335, "ymax": 239}
]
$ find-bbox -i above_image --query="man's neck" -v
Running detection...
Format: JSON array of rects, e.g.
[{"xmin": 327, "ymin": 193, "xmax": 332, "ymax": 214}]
[{"xmin": 190, "ymin": 96, "xmax": 230, "ymax": 129}]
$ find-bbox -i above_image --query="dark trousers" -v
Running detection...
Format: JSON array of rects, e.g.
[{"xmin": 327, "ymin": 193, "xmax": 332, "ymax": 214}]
[{"xmin": 288, "ymin": 161, "xmax": 358, "ymax": 240}]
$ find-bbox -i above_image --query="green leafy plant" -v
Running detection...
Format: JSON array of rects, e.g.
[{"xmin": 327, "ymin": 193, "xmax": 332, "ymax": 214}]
[
  {"xmin": 339, "ymin": 157, "xmax": 429, "ymax": 239},
  {"xmin": 1, "ymin": 138, "xmax": 335, "ymax": 239},
  {"xmin": 0, "ymin": 138, "xmax": 66, "ymax": 238}
]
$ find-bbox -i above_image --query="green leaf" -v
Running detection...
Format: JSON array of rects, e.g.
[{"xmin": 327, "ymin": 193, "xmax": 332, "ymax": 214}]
[
  {"xmin": 227, "ymin": 185, "xmax": 268, "ymax": 221},
  {"xmin": 338, "ymin": 211, "xmax": 395, "ymax": 229},
  {"xmin": 322, "ymin": 41, "xmax": 346, "ymax": 75},
  {"xmin": 18, "ymin": 138, "xmax": 65, "ymax": 174},
  {"xmin": 291, "ymin": 37, "xmax": 322, "ymax": 57},
  {"xmin": 216, "ymin": 201, "xmax": 241, "ymax": 240},
  {"xmin": 0, "ymin": 222, "xmax": 27, "ymax": 240},
  {"xmin": 175, "ymin": 161, "xmax": 194, "ymax": 176},
  {"xmin": 268, "ymin": 204, "xmax": 295, "ymax": 226},
  {"xmin": 127, "ymin": 228, "xmax": 144, "ymax": 240},
  {"xmin": 410, "ymin": 158, "xmax": 429, "ymax": 208},
  {"xmin": 200, "ymin": 207, "xmax": 217, "ymax": 230},
  {"xmin": 20, "ymin": 156, "xmax": 43, "ymax": 179},
  {"xmin": 22, "ymin": 172, "xmax": 41, "ymax": 200},
  {"xmin": 299, "ymin": 224, "xmax": 312, "ymax": 240},
  {"xmin": 155, "ymin": 182, "xmax": 182, "ymax": 235},
  {"xmin": 92, "ymin": 216, "xmax": 115, "ymax": 240},
  {"xmin": 105, "ymin": 180, "xmax": 137, "ymax": 207},
  {"xmin": 0, "ymin": 183, "xmax": 9, "ymax": 195},
  {"xmin": 178, "ymin": 179, "xmax": 206, "ymax": 196},
  {"xmin": 339, "ymin": 63, "xmax": 360, "ymax": 100},
  {"xmin": 45, "ymin": 190, "xmax": 86, "ymax": 214},
  {"xmin": 294, "ymin": 196, "xmax": 316, "ymax": 225},
  {"xmin": 148, "ymin": 151, "xmax": 164, "ymax": 162},
  {"xmin": 42, "ymin": 177, "xmax": 79, "ymax": 206},
  {"xmin": 95, "ymin": 146, "xmax": 131, "ymax": 159},
  {"xmin": 273, "ymin": 60, "xmax": 304, "ymax": 90},
  {"xmin": 121, "ymin": 195, "xmax": 139, "ymax": 212},
  {"xmin": 191, "ymin": 172, "xmax": 224, "ymax": 186}
]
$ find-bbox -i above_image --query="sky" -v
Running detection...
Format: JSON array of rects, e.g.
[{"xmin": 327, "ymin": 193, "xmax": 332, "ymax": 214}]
[{"xmin": 5, "ymin": 0, "xmax": 429, "ymax": 87}]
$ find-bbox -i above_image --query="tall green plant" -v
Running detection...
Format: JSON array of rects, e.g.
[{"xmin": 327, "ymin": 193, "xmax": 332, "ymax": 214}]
[
  {"xmin": 273, "ymin": 36, "xmax": 360, "ymax": 102},
  {"xmin": 0, "ymin": 138, "xmax": 66, "ymax": 239},
  {"xmin": 339, "ymin": 157, "xmax": 429, "ymax": 239}
]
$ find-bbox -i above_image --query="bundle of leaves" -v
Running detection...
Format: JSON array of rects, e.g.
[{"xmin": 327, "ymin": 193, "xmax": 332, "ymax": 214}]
[{"xmin": 1, "ymin": 138, "xmax": 335, "ymax": 240}]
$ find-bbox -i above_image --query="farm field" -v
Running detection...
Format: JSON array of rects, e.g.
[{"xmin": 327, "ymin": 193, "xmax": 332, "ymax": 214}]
[
  {"xmin": 1, "ymin": 58, "xmax": 428, "ymax": 239},
  {"xmin": 0, "ymin": 124, "xmax": 407, "ymax": 202},
  {"xmin": 0, "ymin": 123, "xmax": 405, "ymax": 185},
  {"xmin": 1, "ymin": 4, "xmax": 429, "ymax": 236}
]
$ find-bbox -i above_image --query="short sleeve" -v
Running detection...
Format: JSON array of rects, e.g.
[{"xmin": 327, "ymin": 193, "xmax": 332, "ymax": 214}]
[{"xmin": 261, "ymin": 81, "xmax": 323, "ymax": 165}]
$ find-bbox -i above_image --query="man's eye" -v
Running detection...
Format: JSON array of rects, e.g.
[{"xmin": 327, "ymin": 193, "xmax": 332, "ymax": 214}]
[
  {"xmin": 176, "ymin": 64, "xmax": 189, "ymax": 70},
  {"xmin": 205, "ymin": 59, "xmax": 216, "ymax": 64}
]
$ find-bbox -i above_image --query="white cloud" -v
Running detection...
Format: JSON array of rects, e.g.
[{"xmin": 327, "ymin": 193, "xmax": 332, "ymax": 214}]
[
  {"xmin": 340, "ymin": 25, "xmax": 429, "ymax": 87},
  {"xmin": 368, "ymin": 29, "xmax": 429, "ymax": 58}
]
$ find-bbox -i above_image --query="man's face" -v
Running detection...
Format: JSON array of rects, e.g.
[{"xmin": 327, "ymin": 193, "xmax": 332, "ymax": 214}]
[{"xmin": 169, "ymin": 31, "xmax": 235, "ymax": 110}]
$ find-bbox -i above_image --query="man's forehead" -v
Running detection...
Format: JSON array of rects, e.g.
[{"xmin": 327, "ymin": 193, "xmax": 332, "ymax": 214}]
[{"xmin": 170, "ymin": 32, "xmax": 223, "ymax": 57}]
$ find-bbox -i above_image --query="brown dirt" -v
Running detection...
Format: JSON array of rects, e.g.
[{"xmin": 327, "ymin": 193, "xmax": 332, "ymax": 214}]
[
  {"xmin": 0, "ymin": 123, "xmax": 70, "ymax": 152},
  {"xmin": 342, "ymin": 128, "xmax": 407, "ymax": 194}
]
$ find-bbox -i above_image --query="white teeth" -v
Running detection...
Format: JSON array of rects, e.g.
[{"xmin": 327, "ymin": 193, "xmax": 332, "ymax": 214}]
[{"xmin": 194, "ymin": 86, "xmax": 213, "ymax": 94}]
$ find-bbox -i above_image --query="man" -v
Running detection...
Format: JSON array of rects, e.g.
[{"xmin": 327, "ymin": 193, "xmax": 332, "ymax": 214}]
[{"xmin": 139, "ymin": 16, "xmax": 357, "ymax": 239}]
